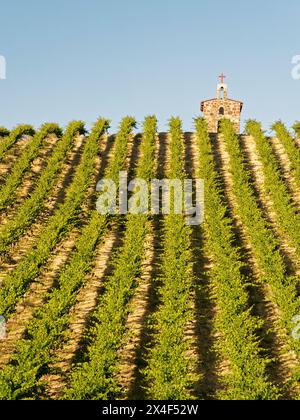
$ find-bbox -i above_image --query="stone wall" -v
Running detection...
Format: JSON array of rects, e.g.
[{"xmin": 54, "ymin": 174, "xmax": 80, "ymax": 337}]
[{"xmin": 201, "ymin": 99, "xmax": 242, "ymax": 133}]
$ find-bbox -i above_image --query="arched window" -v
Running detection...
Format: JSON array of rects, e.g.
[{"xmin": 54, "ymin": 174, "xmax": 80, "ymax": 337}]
[{"xmin": 219, "ymin": 107, "xmax": 225, "ymax": 115}]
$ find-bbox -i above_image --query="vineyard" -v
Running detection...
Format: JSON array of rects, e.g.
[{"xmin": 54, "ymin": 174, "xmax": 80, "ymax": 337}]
[{"xmin": 0, "ymin": 116, "xmax": 300, "ymax": 400}]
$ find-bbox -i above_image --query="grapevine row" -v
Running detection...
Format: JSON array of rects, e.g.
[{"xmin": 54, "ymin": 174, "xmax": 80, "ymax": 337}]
[
  {"xmin": 145, "ymin": 117, "xmax": 194, "ymax": 400},
  {"xmin": 65, "ymin": 116, "xmax": 156, "ymax": 400},
  {"xmin": 293, "ymin": 122, "xmax": 300, "ymax": 137},
  {"xmin": 0, "ymin": 117, "xmax": 138, "ymax": 400},
  {"xmin": 0, "ymin": 121, "xmax": 86, "ymax": 255},
  {"xmin": 271, "ymin": 121, "xmax": 300, "ymax": 190},
  {"xmin": 0, "ymin": 125, "xmax": 35, "ymax": 162},
  {"xmin": 0, "ymin": 118, "xmax": 108, "ymax": 319},
  {"xmin": 0, "ymin": 127, "xmax": 10, "ymax": 138},
  {"xmin": 0, "ymin": 213, "xmax": 107, "ymax": 400},
  {"xmin": 220, "ymin": 120, "xmax": 300, "ymax": 356},
  {"xmin": 0, "ymin": 123, "xmax": 62, "ymax": 210},
  {"xmin": 195, "ymin": 118, "xmax": 277, "ymax": 400},
  {"xmin": 245, "ymin": 120, "xmax": 300, "ymax": 255}
]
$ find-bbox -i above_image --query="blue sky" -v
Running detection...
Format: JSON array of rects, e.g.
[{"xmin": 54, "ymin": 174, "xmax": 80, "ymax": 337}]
[{"xmin": 0, "ymin": 0, "xmax": 299, "ymax": 132}]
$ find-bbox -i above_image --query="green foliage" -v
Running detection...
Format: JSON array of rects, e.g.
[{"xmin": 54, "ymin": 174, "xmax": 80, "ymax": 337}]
[
  {"xmin": 63, "ymin": 120, "xmax": 87, "ymax": 137},
  {"xmin": 137, "ymin": 116, "xmax": 157, "ymax": 181},
  {"xmin": 65, "ymin": 215, "xmax": 149, "ymax": 400},
  {"xmin": 0, "ymin": 123, "xmax": 62, "ymax": 209},
  {"xmin": 0, "ymin": 116, "xmax": 135, "ymax": 400},
  {"xmin": 293, "ymin": 121, "xmax": 300, "ymax": 136},
  {"xmin": 0, "ymin": 121, "xmax": 91, "ymax": 254},
  {"xmin": 38, "ymin": 122, "xmax": 63, "ymax": 138},
  {"xmin": 272, "ymin": 120, "xmax": 300, "ymax": 189},
  {"xmin": 0, "ymin": 124, "xmax": 35, "ymax": 161},
  {"xmin": 10, "ymin": 124, "xmax": 35, "ymax": 139},
  {"xmin": 1, "ymin": 115, "xmax": 298, "ymax": 401},
  {"xmin": 65, "ymin": 116, "xmax": 155, "ymax": 400},
  {"xmin": 0, "ymin": 127, "xmax": 10, "ymax": 137},
  {"xmin": 0, "ymin": 212, "xmax": 107, "ymax": 400},
  {"xmin": 246, "ymin": 120, "xmax": 300, "ymax": 256},
  {"xmin": 145, "ymin": 117, "xmax": 194, "ymax": 400},
  {"xmin": 0, "ymin": 118, "xmax": 110, "ymax": 400},
  {"xmin": 106, "ymin": 116, "xmax": 136, "ymax": 184},
  {"xmin": 0, "ymin": 119, "xmax": 111, "ymax": 319},
  {"xmin": 195, "ymin": 117, "xmax": 278, "ymax": 400},
  {"xmin": 221, "ymin": 119, "xmax": 300, "ymax": 357}
]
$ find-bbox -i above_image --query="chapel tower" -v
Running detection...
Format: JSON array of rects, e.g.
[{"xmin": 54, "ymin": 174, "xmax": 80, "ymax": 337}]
[{"xmin": 201, "ymin": 74, "xmax": 243, "ymax": 133}]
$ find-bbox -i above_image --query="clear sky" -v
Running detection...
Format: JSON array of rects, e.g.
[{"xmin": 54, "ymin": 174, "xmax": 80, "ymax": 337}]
[{"xmin": 0, "ymin": 0, "xmax": 299, "ymax": 133}]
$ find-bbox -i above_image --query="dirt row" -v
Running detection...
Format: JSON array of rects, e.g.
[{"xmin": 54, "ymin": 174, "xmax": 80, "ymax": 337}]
[
  {"xmin": 42, "ymin": 131, "xmax": 300, "ymax": 399},
  {"xmin": 0, "ymin": 134, "xmax": 108, "ymax": 367},
  {"xmin": 44, "ymin": 134, "xmax": 141, "ymax": 398},
  {"xmin": 184, "ymin": 133, "xmax": 222, "ymax": 399},
  {"xmin": 0, "ymin": 136, "xmax": 31, "ymax": 185},
  {"xmin": 268, "ymin": 136, "xmax": 300, "ymax": 211},
  {"xmin": 0, "ymin": 135, "xmax": 85, "ymax": 283},
  {"xmin": 0, "ymin": 134, "xmax": 59, "ymax": 227},
  {"xmin": 115, "ymin": 132, "xmax": 206, "ymax": 400},
  {"xmin": 215, "ymin": 133, "xmax": 298, "ymax": 396},
  {"xmin": 1, "ymin": 130, "xmax": 300, "ymax": 399},
  {"xmin": 241, "ymin": 135, "xmax": 300, "ymax": 275},
  {"xmin": 116, "ymin": 133, "xmax": 161, "ymax": 399}
]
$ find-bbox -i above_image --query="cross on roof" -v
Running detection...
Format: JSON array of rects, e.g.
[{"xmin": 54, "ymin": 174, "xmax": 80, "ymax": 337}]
[{"xmin": 219, "ymin": 73, "xmax": 226, "ymax": 84}]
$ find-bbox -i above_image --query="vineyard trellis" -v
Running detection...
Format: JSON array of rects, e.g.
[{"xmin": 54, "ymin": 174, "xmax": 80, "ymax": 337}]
[
  {"xmin": 195, "ymin": 118, "xmax": 277, "ymax": 400},
  {"xmin": 220, "ymin": 120, "xmax": 300, "ymax": 361},
  {"xmin": 0, "ymin": 121, "xmax": 86, "ymax": 254},
  {"xmin": 271, "ymin": 121, "xmax": 300, "ymax": 190},
  {"xmin": 246, "ymin": 120, "xmax": 300, "ymax": 257},
  {"xmin": 0, "ymin": 116, "xmax": 300, "ymax": 400},
  {"xmin": 144, "ymin": 117, "xmax": 195, "ymax": 400},
  {"xmin": 0, "ymin": 125, "xmax": 35, "ymax": 162},
  {"xmin": 0, "ymin": 119, "xmax": 107, "ymax": 319},
  {"xmin": 65, "ymin": 116, "xmax": 156, "ymax": 400},
  {"xmin": 0, "ymin": 123, "xmax": 63, "ymax": 210}
]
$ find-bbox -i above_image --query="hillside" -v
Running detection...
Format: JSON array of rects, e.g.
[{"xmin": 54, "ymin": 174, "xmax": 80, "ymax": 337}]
[{"xmin": 0, "ymin": 117, "xmax": 300, "ymax": 400}]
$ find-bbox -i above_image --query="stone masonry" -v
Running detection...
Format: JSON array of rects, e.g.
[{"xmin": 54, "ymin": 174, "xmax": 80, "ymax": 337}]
[{"xmin": 201, "ymin": 77, "xmax": 243, "ymax": 134}]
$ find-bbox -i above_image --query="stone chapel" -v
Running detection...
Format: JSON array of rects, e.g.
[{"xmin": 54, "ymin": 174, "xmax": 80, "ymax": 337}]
[{"xmin": 201, "ymin": 74, "xmax": 243, "ymax": 133}]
